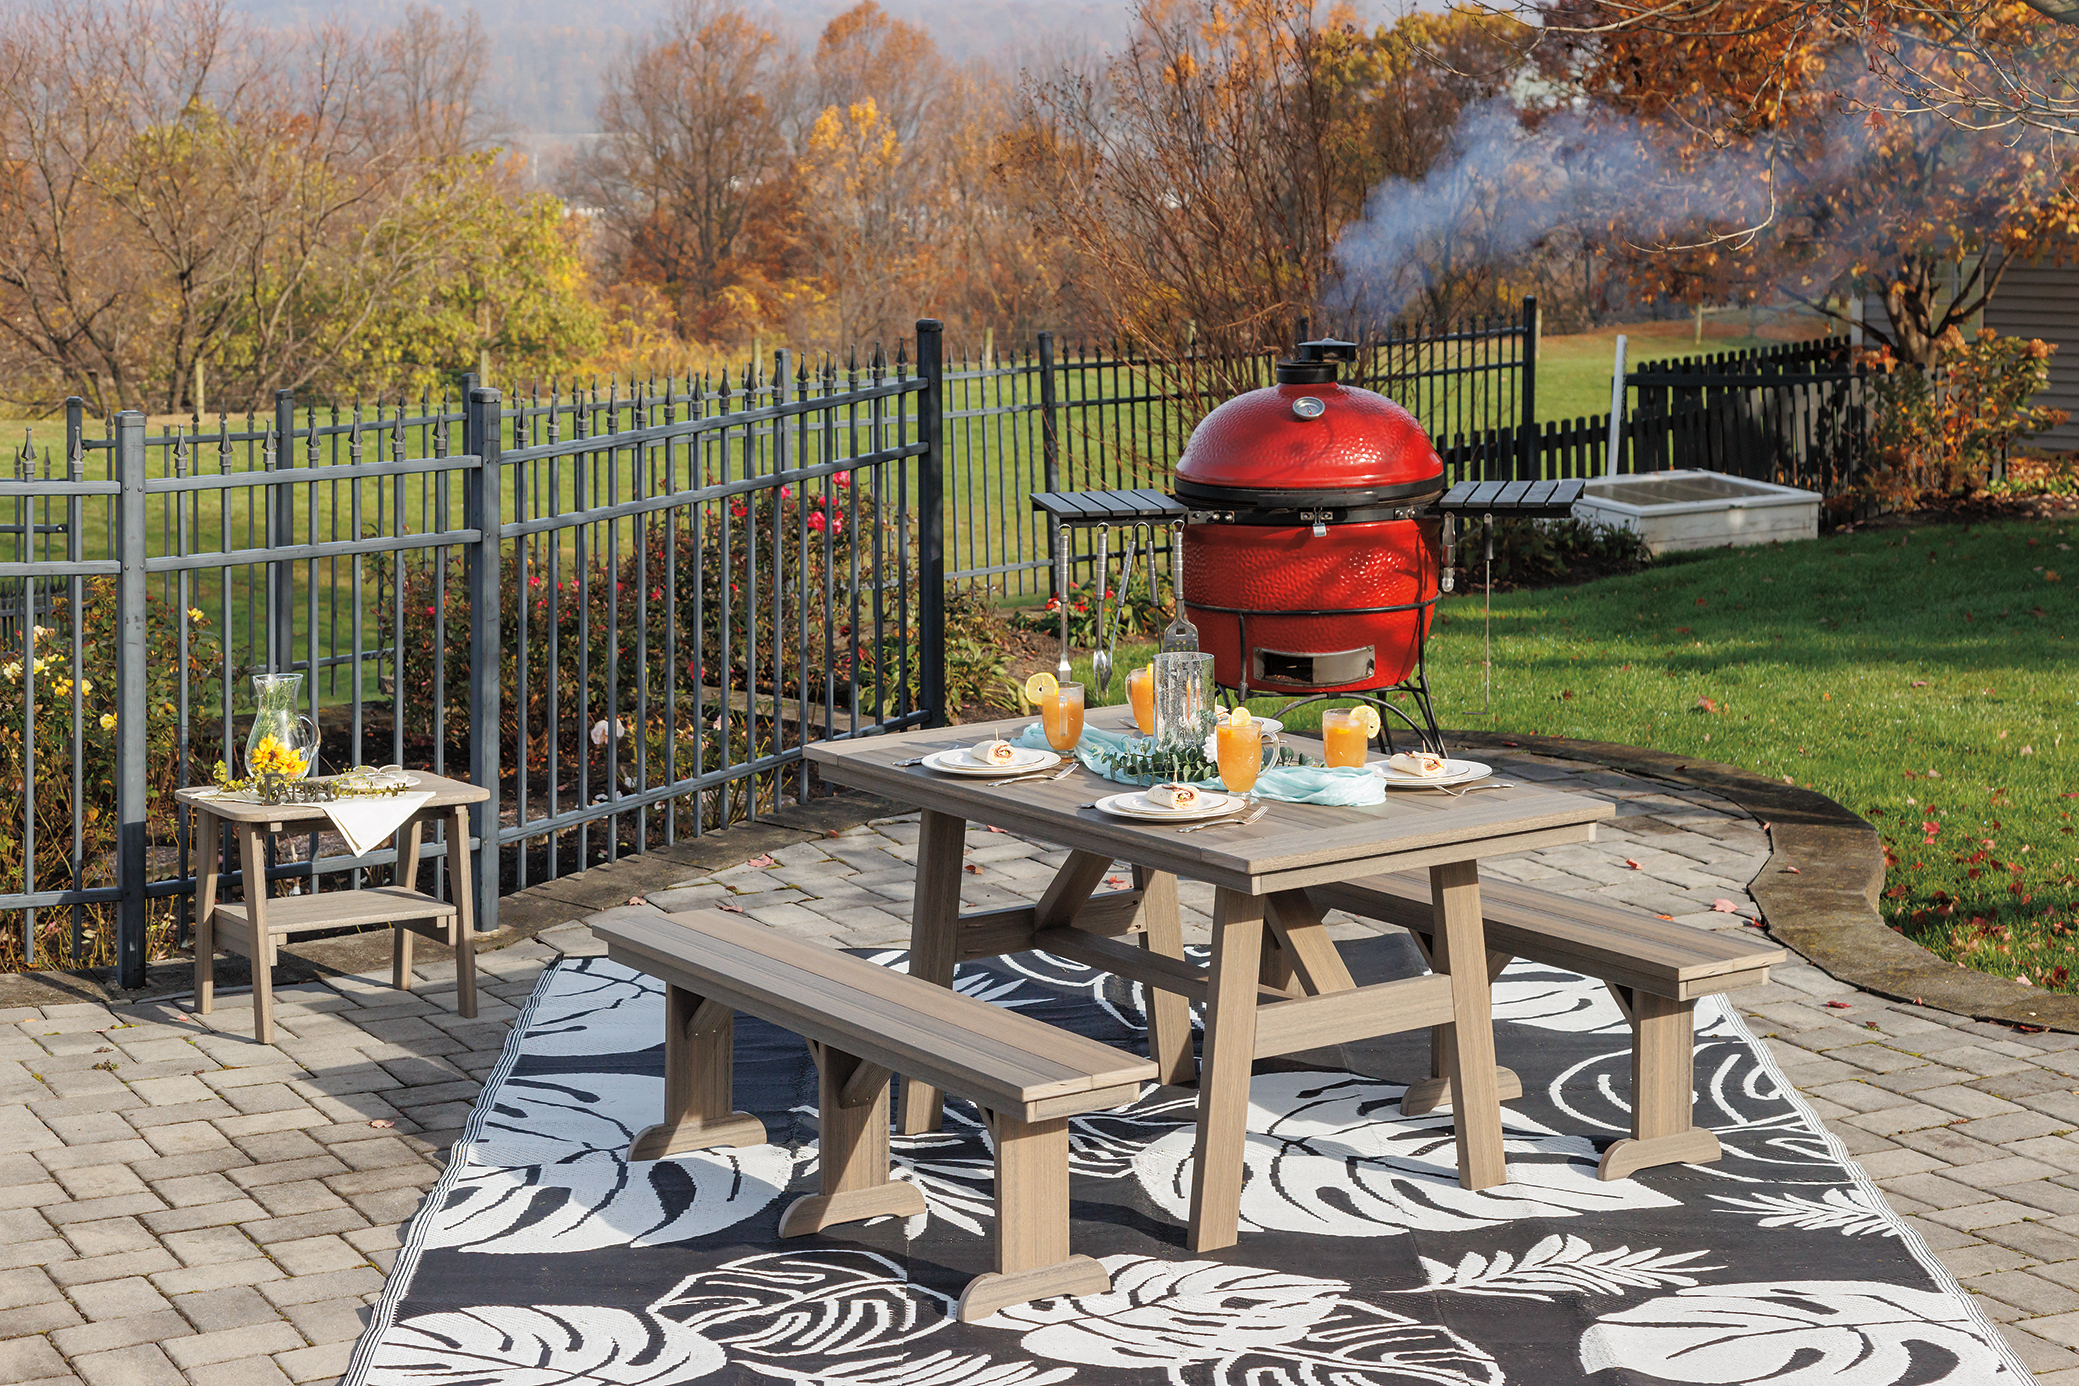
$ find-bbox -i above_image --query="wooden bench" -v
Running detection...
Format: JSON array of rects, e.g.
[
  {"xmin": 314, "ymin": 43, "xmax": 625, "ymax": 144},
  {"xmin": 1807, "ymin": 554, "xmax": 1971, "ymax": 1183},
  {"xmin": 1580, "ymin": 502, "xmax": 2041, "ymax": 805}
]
[
  {"xmin": 590, "ymin": 908, "xmax": 1158, "ymax": 1322},
  {"xmin": 1309, "ymin": 871, "xmax": 1784, "ymax": 1181}
]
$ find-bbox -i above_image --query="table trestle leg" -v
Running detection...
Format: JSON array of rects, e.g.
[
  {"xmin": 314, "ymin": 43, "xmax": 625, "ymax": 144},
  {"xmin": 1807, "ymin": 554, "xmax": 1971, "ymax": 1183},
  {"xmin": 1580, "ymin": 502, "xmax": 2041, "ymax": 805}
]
[
  {"xmin": 781, "ymin": 1041, "xmax": 924, "ymax": 1237},
  {"xmin": 1187, "ymin": 888, "xmax": 1266, "ymax": 1253},
  {"xmin": 628, "ymin": 985, "xmax": 767, "ymax": 1161},
  {"xmin": 899, "ymin": 808, "xmax": 968, "ymax": 1135},
  {"xmin": 1264, "ymin": 890, "xmax": 1356, "ymax": 995},
  {"xmin": 1596, "ymin": 984, "xmax": 1722, "ymax": 1180},
  {"xmin": 956, "ymin": 1110, "xmax": 1109, "ymax": 1323},
  {"xmin": 1431, "ymin": 861, "xmax": 1508, "ymax": 1189},
  {"xmin": 1133, "ymin": 868, "xmax": 1196, "ymax": 1086},
  {"xmin": 1401, "ymin": 936, "xmax": 1521, "ymax": 1117}
]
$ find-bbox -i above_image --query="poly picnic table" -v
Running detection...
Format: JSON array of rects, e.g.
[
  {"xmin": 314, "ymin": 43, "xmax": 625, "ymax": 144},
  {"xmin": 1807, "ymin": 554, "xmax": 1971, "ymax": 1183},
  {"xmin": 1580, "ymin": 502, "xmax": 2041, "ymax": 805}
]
[{"xmin": 806, "ymin": 704, "xmax": 1614, "ymax": 1251}]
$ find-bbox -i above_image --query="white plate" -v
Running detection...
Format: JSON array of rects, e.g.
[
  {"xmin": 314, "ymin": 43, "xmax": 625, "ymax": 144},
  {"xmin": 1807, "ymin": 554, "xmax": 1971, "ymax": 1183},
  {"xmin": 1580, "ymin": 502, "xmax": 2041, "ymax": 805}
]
[
  {"xmin": 1093, "ymin": 790, "xmax": 1240, "ymax": 821},
  {"xmin": 921, "ymin": 746, "xmax": 1062, "ymax": 777},
  {"xmin": 1371, "ymin": 758, "xmax": 1491, "ymax": 789}
]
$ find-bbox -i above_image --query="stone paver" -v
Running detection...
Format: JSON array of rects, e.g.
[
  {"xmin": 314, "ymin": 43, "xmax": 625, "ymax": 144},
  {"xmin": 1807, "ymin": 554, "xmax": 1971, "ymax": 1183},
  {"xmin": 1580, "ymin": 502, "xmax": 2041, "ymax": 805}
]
[{"xmin": 6, "ymin": 749, "xmax": 2077, "ymax": 1379}]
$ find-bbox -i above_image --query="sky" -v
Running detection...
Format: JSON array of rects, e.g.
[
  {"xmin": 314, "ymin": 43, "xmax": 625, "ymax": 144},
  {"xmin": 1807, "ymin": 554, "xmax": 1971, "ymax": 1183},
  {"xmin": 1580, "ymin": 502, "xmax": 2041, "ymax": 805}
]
[{"xmin": 225, "ymin": 0, "xmax": 1404, "ymax": 135}]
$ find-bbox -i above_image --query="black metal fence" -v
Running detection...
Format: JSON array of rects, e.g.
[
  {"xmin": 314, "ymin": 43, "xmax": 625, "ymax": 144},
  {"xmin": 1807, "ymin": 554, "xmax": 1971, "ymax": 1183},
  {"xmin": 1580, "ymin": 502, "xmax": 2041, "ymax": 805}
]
[
  {"xmin": 940, "ymin": 300, "xmax": 1538, "ymax": 598},
  {"xmin": 0, "ymin": 326, "xmax": 941, "ymax": 986}
]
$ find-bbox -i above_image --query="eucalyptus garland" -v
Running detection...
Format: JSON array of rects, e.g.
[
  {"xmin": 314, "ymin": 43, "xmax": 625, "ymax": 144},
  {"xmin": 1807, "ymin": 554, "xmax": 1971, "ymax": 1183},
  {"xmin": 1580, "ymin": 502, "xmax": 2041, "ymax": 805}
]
[{"xmin": 1094, "ymin": 735, "xmax": 1313, "ymax": 785}]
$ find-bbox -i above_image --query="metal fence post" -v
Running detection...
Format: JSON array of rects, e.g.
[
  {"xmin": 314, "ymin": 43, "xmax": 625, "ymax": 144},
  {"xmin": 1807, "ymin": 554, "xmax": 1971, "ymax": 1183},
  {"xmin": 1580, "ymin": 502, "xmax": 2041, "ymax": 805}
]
[
  {"xmin": 114, "ymin": 411, "xmax": 149, "ymax": 990},
  {"xmin": 1037, "ymin": 330, "xmax": 1061, "ymax": 599},
  {"xmin": 1519, "ymin": 296, "xmax": 1540, "ymax": 479},
  {"xmin": 464, "ymin": 388, "xmax": 502, "ymax": 933},
  {"xmin": 915, "ymin": 320, "xmax": 947, "ymax": 728},
  {"xmin": 269, "ymin": 389, "xmax": 295, "ymax": 671}
]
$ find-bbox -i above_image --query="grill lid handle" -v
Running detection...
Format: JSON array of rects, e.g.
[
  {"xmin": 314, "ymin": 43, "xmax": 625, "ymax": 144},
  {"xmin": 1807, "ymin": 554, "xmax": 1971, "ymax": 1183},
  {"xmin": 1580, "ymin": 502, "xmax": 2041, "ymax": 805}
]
[{"xmin": 1276, "ymin": 338, "xmax": 1359, "ymax": 385}]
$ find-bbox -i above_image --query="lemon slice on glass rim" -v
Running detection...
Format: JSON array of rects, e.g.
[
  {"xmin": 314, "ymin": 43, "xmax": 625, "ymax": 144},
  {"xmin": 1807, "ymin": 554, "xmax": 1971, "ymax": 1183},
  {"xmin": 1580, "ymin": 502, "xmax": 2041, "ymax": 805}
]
[
  {"xmin": 1227, "ymin": 705, "xmax": 1253, "ymax": 727},
  {"xmin": 1023, "ymin": 671, "xmax": 1059, "ymax": 704},
  {"xmin": 1354, "ymin": 705, "xmax": 1382, "ymax": 738}
]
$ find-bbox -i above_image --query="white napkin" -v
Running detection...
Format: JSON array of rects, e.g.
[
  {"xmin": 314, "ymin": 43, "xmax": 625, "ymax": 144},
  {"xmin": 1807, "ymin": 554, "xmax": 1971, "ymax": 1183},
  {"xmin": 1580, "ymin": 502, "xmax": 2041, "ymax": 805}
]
[{"xmin": 325, "ymin": 791, "xmax": 436, "ymax": 858}]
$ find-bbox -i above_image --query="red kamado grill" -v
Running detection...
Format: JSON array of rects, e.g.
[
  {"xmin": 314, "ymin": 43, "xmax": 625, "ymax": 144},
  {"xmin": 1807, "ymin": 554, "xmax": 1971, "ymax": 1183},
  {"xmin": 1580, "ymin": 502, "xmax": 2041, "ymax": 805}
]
[{"xmin": 1032, "ymin": 339, "xmax": 1586, "ymax": 752}]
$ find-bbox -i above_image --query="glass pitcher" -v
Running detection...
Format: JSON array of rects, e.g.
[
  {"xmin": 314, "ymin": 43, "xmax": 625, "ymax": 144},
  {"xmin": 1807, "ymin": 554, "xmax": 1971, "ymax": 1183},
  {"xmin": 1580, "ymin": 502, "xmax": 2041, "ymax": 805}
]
[
  {"xmin": 246, "ymin": 673, "xmax": 317, "ymax": 780},
  {"xmin": 1152, "ymin": 651, "xmax": 1217, "ymax": 753}
]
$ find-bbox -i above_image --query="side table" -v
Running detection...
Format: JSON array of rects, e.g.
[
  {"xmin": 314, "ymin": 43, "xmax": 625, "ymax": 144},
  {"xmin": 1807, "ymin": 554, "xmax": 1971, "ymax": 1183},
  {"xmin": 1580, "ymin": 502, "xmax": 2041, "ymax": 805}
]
[{"xmin": 175, "ymin": 773, "xmax": 491, "ymax": 1044}]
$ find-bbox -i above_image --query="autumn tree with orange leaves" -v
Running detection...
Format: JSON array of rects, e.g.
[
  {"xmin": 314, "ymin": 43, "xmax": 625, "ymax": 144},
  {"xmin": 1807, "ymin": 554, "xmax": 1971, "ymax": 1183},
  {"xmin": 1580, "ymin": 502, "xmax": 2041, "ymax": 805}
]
[{"xmin": 1540, "ymin": 0, "xmax": 2079, "ymax": 367}]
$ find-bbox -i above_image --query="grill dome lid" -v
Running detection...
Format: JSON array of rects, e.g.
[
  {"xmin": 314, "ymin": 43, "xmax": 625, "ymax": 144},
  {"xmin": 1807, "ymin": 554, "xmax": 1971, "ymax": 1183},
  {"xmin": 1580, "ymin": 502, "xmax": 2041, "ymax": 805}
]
[{"xmin": 1174, "ymin": 340, "xmax": 1443, "ymax": 508}]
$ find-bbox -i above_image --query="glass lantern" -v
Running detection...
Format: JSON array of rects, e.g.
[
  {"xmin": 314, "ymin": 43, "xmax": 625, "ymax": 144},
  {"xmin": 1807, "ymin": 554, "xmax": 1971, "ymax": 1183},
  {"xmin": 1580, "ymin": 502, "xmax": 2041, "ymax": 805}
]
[{"xmin": 1151, "ymin": 651, "xmax": 1216, "ymax": 753}]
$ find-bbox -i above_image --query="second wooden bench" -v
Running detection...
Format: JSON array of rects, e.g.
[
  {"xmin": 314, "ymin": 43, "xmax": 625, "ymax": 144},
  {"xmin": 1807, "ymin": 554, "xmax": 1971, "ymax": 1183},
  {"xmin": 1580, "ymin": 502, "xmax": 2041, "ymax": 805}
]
[
  {"xmin": 1309, "ymin": 871, "xmax": 1783, "ymax": 1180},
  {"xmin": 589, "ymin": 908, "xmax": 1156, "ymax": 1321}
]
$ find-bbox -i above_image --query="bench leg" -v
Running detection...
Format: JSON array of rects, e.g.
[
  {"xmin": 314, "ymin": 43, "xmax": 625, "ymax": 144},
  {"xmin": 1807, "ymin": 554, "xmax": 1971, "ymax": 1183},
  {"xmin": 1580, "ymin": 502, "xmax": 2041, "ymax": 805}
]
[
  {"xmin": 1134, "ymin": 868, "xmax": 1196, "ymax": 1087},
  {"xmin": 899, "ymin": 808, "xmax": 967, "ymax": 1136},
  {"xmin": 956, "ymin": 1111, "xmax": 1109, "ymax": 1323},
  {"xmin": 781, "ymin": 1042, "xmax": 926, "ymax": 1236},
  {"xmin": 628, "ymin": 985, "xmax": 767, "ymax": 1161},
  {"xmin": 1402, "ymin": 937, "xmax": 1520, "ymax": 1117},
  {"xmin": 446, "ymin": 805, "xmax": 479, "ymax": 1020},
  {"xmin": 1598, "ymin": 988, "xmax": 1722, "ymax": 1180},
  {"xmin": 391, "ymin": 817, "xmax": 425, "ymax": 993}
]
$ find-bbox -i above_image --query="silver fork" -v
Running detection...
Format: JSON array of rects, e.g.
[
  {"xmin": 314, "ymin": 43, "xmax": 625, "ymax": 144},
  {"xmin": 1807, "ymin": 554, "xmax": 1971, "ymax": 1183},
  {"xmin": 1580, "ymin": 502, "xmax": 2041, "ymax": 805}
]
[
  {"xmin": 988, "ymin": 762, "xmax": 1078, "ymax": 788},
  {"xmin": 1178, "ymin": 802, "xmax": 1270, "ymax": 833},
  {"xmin": 1431, "ymin": 780, "xmax": 1516, "ymax": 797}
]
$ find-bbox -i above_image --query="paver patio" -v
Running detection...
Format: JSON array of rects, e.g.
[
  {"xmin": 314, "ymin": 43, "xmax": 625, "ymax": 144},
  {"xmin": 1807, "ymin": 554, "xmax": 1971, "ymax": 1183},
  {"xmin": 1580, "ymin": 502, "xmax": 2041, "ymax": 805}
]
[{"xmin": 6, "ymin": 748, "xmax": 2079, "ymax": 1382}]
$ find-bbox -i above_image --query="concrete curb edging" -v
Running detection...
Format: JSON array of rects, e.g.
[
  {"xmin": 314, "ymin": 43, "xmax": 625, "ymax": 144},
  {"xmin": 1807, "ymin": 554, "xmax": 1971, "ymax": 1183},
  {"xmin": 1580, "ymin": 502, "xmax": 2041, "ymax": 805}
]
[{"xmin": 1449, "ymin": 730, "xmax": 2079, "ymax": 1032}]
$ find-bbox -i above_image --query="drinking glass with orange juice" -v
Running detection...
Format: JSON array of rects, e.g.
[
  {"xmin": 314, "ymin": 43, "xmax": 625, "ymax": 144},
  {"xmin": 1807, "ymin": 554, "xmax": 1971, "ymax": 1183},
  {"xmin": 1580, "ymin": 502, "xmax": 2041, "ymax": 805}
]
[
  {"xmin": 1215, "ymin": 707, "xmax": 1265, "ymax": 794},
  {"xmin": 1025, "ymin": 673, "xmax": 1085, "ymax": 752},
  {"xmin": 1320, "ymin": 705, "xmax": 1381, "ymax": 768},
  {"xmin": 1126, "ymin": 664, "xmax": 1155, "ymax": 735}
]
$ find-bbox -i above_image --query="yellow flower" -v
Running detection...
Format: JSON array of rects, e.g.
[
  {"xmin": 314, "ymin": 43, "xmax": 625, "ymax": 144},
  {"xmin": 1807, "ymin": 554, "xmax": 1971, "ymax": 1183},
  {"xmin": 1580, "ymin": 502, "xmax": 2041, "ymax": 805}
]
[
  {"xmin": 187, "ymin": 607, "xmax": 206, "ymax": 624},
  {"xmin": 247, "ymin": 734, "xmax": 308, "ymax": 778},
  {"xmin": 31, "ymin": 626, "xmax": 51, "ymax": 641},
  {"xmin": 79, "ymin": 678, "xmax": 91, "ymax": 695},
  {"xmin": 1, "ymin": 662, "xmax": 17, "ymax": 682},
  {"xmin": 50, "ymin": 677, "xmax": 72, "ymax": 698},
  {"xmin": 31, "ymin": 657, "xmax": 49, "ymax": 675},
  {"xmin": 99, "ymin": 712, "xmax": 116, "ymax": 732}
]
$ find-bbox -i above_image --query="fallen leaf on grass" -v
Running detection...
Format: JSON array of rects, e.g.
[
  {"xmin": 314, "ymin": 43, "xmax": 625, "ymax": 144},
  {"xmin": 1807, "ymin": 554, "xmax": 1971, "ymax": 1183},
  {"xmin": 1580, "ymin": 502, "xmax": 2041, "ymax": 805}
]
[
  {"xmin": 370, "ymin": 1119, "xmax": 395, "ymax": 1128},
  {"xmin": 1710, "ymin": 899, "xmax": 1740, "ymax": 913},
  {"xmin": 1911, "ymin": 680, "xmax": 1929, "ymax": 688},
  {"xmin": 716, "ymin": 903, "xmax": 745, "ymax": 914}
]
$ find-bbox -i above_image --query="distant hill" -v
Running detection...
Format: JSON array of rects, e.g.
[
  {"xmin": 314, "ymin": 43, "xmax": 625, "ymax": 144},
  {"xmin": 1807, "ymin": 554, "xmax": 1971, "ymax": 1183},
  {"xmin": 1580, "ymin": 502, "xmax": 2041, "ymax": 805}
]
[{"xmin": 224, "ymin": 0, "xmax": 1139, "ymax": 135}]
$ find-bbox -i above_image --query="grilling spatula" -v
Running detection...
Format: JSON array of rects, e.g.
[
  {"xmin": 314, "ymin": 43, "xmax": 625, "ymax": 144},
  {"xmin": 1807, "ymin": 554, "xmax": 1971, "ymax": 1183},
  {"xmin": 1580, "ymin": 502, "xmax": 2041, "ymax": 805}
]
[{"xmin": 1159, "ymin": 519, "xmax": 1198, "ymax": 652}]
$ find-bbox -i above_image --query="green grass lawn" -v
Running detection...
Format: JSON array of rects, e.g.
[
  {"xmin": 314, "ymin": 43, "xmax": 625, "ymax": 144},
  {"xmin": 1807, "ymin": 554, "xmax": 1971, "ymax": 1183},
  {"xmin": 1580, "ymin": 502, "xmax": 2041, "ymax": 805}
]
[{"xmin": 1081, "ymin": 516, "xmax": 2079, "ymax": 989}]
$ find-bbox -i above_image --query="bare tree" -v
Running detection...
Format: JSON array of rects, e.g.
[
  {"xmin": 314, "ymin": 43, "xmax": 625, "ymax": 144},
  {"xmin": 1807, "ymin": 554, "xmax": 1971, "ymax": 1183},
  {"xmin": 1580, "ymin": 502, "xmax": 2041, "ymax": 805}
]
[{"xmin": 0, "ymin": 0, "xmax": 505, "ymax": 413}]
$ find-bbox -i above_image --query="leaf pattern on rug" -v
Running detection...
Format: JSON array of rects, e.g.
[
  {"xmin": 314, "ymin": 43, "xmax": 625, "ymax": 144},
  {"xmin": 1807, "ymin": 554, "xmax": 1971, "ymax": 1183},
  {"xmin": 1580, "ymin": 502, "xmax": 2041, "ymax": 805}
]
[
  {"xmin": 1577, "ymin": 1280, "xmax": 2019, "ymax": 1383},
  {"xmin": 980, "ymin": 1256, "xmax": 1500, "ymax": 1386},
  {"xmin": 1128, "ymin": 1071, "xmax": 1681, "ymax": 1236},
  {"xmin": 1404, "ymin": 1234, "xmax": 1719, "ymax": 1301},
  {"xmin": 1708, "ymin": 1188, "xmax": 1899, "ymax": 1237},
  {"xmin": 419, "ymin": 1069, "xmax": 796, "ymax": 1254},
  {"xmin": 363, "ymin": 1303, "xmax": 725, "ymax": 1384}
]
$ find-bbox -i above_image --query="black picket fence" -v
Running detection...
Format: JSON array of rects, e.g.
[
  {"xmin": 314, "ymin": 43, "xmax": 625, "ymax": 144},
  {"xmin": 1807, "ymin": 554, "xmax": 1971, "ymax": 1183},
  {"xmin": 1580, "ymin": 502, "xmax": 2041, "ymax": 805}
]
[{"xmin": 0, "ymin": 328, "xmax": 942, "ymax": 985}]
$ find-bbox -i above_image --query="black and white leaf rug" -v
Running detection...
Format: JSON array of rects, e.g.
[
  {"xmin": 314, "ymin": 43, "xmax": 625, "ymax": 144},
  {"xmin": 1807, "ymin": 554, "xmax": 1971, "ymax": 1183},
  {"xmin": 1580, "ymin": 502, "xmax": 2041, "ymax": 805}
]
[{"xmin": 344, "ymin": 937, "xmax": 2031, "ymax": 1385}]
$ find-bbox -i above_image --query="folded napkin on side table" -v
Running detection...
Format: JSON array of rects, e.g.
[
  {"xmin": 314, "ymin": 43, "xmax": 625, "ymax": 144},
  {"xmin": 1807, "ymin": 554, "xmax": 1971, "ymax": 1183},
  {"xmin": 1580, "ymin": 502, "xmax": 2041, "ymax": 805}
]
[{"xmin": 326, "ymin": 791, "xmax": 437, "ymax": 858}]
